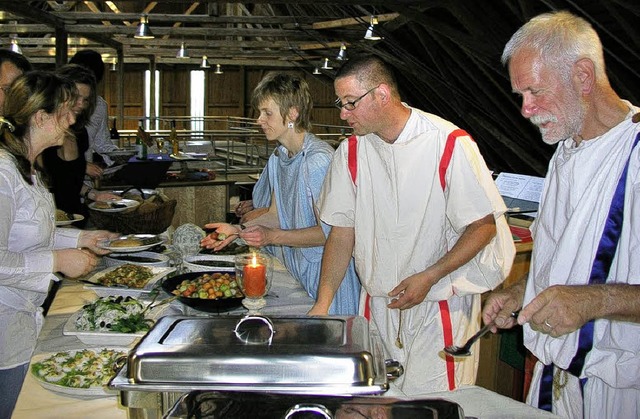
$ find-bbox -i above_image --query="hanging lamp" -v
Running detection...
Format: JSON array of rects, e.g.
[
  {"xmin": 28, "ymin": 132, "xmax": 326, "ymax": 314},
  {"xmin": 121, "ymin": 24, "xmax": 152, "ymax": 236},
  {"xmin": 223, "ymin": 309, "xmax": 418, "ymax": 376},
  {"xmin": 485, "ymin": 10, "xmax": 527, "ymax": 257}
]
[
  {"xmin": 176, "ymin": 42, "xmax": 189, "ymax": 58},
  {"xmin": 364, "ymin": 16, "xmax": 382, "ymax": 41},
  {"xmin": 134, "ymin": 14, "xmax": 155, "ymax": 39}
]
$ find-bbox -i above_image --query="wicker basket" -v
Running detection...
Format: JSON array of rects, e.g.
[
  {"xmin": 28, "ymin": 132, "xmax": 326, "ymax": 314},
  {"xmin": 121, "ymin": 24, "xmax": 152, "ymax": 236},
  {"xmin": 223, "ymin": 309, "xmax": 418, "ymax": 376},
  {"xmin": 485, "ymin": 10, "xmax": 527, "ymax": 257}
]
[{"xmin": 89, "ymin": 195, "xmax": 177, "ymax": 235}]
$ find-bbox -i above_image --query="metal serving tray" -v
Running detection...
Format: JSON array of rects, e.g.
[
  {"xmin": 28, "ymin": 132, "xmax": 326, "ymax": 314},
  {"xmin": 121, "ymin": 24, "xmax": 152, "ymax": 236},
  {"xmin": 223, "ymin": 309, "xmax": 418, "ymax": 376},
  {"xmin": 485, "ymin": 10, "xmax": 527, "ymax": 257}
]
[
  {"xmin": 164, "ymin": 391, "xmax": 466, "ymax": 419},
  {"xmin": 112, "ymin": 315, "xmax": 390, "ymax": 396}
]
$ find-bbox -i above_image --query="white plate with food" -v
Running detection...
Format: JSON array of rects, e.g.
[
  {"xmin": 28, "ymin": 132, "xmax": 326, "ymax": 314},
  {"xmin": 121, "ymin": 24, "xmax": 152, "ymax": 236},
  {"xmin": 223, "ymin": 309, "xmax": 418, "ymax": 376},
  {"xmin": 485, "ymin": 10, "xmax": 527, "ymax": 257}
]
[
  {"xmin": 30, "ymin": 347, "xmax": 128, "ymax": 398},
  {"xmin": 63, "ymin": 295, "xmax": 168, "ymax": 346},
  {"xmin": 82, "ymin": 264, "xmax": 176, "ymax": 297},
  {"xmin": 55, "ymin": 211, "xmax": 85, "ymax": 226},
  {"xmin": 98, "ymin": 234, "xmax": 164, "ymax": 252},
  {"xmin": 88, "ymin": 198, "xmax": 140, "ymax": 213}
]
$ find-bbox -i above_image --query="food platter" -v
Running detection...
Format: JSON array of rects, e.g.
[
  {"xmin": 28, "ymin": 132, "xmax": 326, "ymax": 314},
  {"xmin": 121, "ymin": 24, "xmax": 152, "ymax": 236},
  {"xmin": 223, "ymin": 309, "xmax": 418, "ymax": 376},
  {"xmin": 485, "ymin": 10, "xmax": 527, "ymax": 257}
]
[
  {"xmin": 63, "ymin": 311, "xmax": 147, "ymax": 347},
  {"xmin": 30, "ymin": 347, "xmax": 128, "ymax": 398},
  {"xmin": 62, "ymin": 296, "xmax": 161, "ymax": 346},
  {"xmin": 83, "ymin": 265, "xmax": 176, "ymax": 297},
  {"xmin": 98, "ymin": 234, "xmax": 164, "ymax": 252},
  {"xmin": 55, "ymin": 213, "xmax": 84, "ymax": 226},
  {"xmin": 88, "ymin": 198, "xmax": 140, "ymax": 213}
]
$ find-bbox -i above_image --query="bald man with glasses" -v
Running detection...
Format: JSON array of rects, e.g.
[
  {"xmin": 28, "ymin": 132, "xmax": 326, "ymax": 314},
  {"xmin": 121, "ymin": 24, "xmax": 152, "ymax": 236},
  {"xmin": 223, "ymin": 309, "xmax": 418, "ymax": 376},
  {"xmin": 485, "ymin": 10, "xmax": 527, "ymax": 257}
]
[{"xmin": 310, "ymin": 54, "xmax": 514, "ymax": 395}]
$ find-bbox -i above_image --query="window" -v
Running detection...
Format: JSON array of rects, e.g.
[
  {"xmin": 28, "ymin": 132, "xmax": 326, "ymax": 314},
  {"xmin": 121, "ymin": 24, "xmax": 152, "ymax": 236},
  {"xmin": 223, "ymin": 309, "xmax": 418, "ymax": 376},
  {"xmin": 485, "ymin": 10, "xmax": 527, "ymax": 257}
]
[
  {"xmin": 144, "ymin": 70, "xmax": 160, "ymax": 130},
  {"xmin": 191, "ymin": 70, "xmax": 205, "ymax": 137}
]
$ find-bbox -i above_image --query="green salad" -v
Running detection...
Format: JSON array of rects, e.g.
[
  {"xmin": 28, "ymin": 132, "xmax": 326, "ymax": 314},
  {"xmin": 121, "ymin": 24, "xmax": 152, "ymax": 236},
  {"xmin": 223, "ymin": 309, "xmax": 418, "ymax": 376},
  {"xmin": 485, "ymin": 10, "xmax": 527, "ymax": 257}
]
[{"xmin": 75, "ymin": 295, "xmax": 153, "ymax": 334}]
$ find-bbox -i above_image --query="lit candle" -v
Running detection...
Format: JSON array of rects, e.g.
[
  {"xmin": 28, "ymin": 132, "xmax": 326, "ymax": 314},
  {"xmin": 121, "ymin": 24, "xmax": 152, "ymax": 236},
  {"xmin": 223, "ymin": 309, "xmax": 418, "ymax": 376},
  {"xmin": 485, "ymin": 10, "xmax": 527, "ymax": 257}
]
[{"xmin": 243, "ymin": 253, "xmax": 266, "ymax": 297}]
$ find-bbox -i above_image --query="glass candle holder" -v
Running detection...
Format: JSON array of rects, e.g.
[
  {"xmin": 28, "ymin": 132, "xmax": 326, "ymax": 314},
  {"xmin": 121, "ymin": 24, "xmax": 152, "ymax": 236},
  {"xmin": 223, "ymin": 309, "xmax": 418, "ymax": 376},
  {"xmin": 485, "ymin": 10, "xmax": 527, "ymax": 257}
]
[{"xmin": 234, "ymin": 252, "xmax": 272, "ymax": 311}]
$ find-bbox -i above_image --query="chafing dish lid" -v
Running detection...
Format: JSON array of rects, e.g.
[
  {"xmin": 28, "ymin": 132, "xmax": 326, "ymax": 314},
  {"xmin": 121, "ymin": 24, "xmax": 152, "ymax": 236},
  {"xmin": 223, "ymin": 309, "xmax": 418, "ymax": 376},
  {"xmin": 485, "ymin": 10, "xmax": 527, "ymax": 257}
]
[{"xmin": 125, "ymin": 315, "xmax": 388, "ymax": 392}]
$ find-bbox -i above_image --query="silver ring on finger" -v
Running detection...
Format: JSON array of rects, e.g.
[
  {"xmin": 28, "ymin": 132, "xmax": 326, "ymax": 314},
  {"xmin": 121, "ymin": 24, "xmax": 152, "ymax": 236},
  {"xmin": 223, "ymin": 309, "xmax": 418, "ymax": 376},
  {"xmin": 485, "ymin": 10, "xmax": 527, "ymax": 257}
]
[{"xmin": 544, "ymin": 319, "xmax": 553, "ymax": 330}]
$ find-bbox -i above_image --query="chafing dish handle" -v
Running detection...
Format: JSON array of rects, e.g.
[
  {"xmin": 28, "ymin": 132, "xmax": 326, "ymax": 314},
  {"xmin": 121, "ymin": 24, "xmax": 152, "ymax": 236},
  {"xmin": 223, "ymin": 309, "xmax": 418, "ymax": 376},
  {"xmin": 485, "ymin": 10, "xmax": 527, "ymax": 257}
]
[
  {"xmin": 284, "ymin": 403, "xmax": 333, "ymax": 419},
  {"xmin": 233, "ymin": 314, "xmax": 275, "ymax": 345},
  {"xmin": 385, "ymin": 359, "xmax": 404, "ymax": 381}
]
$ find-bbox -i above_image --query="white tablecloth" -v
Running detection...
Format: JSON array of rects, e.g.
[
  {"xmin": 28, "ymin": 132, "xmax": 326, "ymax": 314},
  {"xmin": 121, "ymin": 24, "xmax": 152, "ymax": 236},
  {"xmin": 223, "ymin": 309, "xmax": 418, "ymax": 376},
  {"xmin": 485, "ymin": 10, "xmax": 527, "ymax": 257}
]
[{"xmin": 13, "ymin": 260, "xmax": 559, "ymax": 419}]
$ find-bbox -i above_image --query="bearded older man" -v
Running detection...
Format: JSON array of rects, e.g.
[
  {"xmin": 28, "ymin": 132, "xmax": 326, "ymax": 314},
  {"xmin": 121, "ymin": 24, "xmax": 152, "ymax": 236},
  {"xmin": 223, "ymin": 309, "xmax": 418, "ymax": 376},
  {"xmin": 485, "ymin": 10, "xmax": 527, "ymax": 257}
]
[{"xmin": 482, "ymin": 11, "xmax": 640, "ymax": 419}]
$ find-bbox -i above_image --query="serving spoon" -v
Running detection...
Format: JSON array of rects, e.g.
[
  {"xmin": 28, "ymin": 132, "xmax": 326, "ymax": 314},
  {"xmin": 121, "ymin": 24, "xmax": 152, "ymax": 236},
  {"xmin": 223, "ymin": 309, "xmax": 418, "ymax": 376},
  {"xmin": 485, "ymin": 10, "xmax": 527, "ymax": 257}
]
[{"xmin": 443, "ymin": 310, "xmax": 519, "ymax": 357}]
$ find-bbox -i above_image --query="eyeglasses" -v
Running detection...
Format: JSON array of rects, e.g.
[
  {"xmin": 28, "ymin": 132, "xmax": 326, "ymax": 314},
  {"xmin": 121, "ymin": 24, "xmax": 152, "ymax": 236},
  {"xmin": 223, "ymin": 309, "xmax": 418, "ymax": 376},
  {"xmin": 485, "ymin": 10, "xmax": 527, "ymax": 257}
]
[{"xmin": 334, "ymin": 85, "xmax": 379, "ymax": 111}]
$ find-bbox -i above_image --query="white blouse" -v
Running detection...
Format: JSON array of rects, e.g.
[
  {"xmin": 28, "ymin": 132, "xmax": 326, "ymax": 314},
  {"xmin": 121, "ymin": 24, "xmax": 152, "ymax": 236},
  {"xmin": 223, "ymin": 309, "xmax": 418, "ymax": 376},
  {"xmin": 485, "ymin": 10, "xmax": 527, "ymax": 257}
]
[{"xmin": 0, "ymin": 149, "xmax": 80, "ymax": 369}]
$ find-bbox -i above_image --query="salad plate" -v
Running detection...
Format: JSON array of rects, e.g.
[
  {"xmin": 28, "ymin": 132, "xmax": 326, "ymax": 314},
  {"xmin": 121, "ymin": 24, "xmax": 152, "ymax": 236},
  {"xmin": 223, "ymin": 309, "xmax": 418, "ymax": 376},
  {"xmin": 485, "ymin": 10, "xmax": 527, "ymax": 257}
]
[
  {"xmin": 30, "ymin": 347, "xmax": 128, "ymax": 398},
  {"xmin": 62, "ymin": 296, "xmax": 162, "ymax": 346}
]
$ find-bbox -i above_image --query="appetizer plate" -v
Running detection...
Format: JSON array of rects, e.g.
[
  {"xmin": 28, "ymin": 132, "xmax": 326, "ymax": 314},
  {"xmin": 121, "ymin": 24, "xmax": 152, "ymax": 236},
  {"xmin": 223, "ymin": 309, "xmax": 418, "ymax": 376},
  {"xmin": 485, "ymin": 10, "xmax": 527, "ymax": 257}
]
[
  {"xmin": 83, "ymin": 265, "xmax": 176, "ymax": 297},
  {"xmin": 88, "ymin": 198, "xmax": 140, "ymax": 213},
  {"xmin": 98, "ymin": 234, "xmax": 164, "ymax": 252},
  {"xmin": 55, "ymin": 214, "xmax": 85, "ymax": 226},
  {"xmin": 30, "ymin": 347, "xmax": 128, "ymax": 398}
]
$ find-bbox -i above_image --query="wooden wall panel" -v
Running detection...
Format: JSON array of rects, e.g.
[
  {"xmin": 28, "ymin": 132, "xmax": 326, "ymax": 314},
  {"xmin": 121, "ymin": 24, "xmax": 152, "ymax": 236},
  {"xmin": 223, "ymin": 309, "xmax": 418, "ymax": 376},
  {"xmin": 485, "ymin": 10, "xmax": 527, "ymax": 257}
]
[{"xmin": 103, "ymin": 66, "xmax": 347, "ymax": 133}]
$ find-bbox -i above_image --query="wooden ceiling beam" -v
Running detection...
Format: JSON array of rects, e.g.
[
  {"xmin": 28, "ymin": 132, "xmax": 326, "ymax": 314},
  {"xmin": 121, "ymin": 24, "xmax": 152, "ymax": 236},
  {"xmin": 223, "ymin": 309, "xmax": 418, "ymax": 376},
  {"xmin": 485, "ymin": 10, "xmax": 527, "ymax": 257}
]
[
  {"xmin": 312, "ymin": 12, "xmax": 399, "ymax": 30},
  {"xmin": 52, "ymin": 12, "xmax": 321, "ymax": 25}
]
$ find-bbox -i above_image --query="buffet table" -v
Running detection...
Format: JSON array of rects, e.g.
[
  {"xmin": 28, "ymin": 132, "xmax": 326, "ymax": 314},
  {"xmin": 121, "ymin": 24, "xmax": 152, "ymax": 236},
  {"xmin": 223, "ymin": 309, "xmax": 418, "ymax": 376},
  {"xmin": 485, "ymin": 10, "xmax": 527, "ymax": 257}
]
[{"xmin": 13, "ymin": 259, "xmax": 558, "ymax": 419}]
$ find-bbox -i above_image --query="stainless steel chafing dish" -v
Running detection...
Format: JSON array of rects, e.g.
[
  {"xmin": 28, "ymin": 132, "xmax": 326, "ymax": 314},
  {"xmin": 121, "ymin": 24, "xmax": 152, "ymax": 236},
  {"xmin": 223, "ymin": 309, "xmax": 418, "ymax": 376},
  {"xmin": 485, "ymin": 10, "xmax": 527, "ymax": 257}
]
[{"xmin": 111, "ymin": 315, "xmax": 406, "ymax": 418}]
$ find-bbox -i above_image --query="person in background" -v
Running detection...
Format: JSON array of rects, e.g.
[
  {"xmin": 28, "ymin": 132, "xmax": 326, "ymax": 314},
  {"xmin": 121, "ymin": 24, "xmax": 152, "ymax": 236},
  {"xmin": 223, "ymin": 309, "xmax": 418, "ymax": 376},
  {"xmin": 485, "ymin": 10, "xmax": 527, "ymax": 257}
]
[
  {"xmin": 482, "ymin": 11, "xmax": 640, "ymax": 419},
  {"xmin": 69, "ymin": 49, "xmax": 118, "ymax": 170},
  {"xmin": 0, "ymin": 71, "xmax": 118, "ymax": 418},
  {"xmin": 0, "ymin": 50, "xmax": 32, "ymax": 115},
  {"xmin": 201, "ymin": 72, "xmax": 361, "ymax": 315},
  {"xmin": 308, "ymin": 55, "xmax": 514, "ymax": 395},
  {"xmin": 42, "ymin": 64, "xmax": 117, "ymax": 220}
]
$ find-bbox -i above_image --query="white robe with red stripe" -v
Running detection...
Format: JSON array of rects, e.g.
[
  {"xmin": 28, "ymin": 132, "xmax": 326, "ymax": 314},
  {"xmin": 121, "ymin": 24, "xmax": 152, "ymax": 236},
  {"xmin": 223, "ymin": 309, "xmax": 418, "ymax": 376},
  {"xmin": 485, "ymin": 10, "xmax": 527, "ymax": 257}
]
[{"xmin": 319, "ymin": 107, "xmax": 511, "ymax": 395}]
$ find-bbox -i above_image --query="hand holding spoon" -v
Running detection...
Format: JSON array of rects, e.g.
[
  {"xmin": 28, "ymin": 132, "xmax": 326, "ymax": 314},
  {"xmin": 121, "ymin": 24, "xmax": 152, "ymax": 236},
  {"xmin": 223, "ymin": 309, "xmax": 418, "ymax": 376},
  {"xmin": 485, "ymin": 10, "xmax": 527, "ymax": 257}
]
[{"xmin": 443, "ymin": 310, "xmax": 519, "ymax": 357}]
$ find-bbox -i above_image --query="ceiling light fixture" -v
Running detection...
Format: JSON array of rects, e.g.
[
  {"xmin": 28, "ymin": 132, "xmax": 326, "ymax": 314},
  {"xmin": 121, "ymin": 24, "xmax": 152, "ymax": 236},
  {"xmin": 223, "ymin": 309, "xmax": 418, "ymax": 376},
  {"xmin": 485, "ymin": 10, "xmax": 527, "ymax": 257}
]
[
  {"xmin": 200, "ymin": 55, "xmax": 210, "ymax": 69},
  {"xmin": 312, "ymin": 67, "xmax": 321, "ymax": 75},
  {"xmin": 364, "ymin": 16, "xmax": 382, "ymax": 41},
  {"xmin": 176, "ymin": 42, "xmax": 189, "ymax": 59},
  {"xmin": 214, "ymin": 64, "xmax": 223, "ymax": 74},
  {"xmin": 134, "ymin": 14, "xmax": 154, "ymax": 39},
  {"xmin": 321, "ymin": 58, "xmax": 333, "ymax": 70},
  {"xmin": 9, "ymin": 37, "xmax": 22, "ymax": 55},
  {"xmin": 336, "ymin": 43, "xmax": 347, "ymax": 61}
]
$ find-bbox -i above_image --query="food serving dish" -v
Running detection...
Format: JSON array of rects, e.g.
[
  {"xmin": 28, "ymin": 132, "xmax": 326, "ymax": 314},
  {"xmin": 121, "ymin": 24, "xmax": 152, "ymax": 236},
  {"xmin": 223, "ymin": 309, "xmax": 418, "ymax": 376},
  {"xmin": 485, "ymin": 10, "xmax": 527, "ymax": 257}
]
[
  {"xmin": 111, "ymin": 315, "xmax": 393, "ymax": 396},
  {"xmin": 163, "ymin": 392, "xmax": 465, "ymax": 419},
  {"xmin": 31, "ymin": 347, "xmax": 128, "ymax": 398},
  {"xmin": 161, "ymin": 271, "xmax": 243, "ymax": 313},
  {"xmin": 98, "ymin": 234, "xmax": 164, "ymax": 252},
  {"xmin": 83, "ymin": 265, "xmax": 176, "ymax": 297},
  {"xmin": 89, "ymin": 198, "xmax": 140, "ymax": 213},
  {"xmin": 105, "ymin": 251, "xmax": 170, "ymax": 268},
  {"xmin": 62, "ymin": 295, "xmax": 165, "ymax": 346},
  {"xmin": 182, "ymin": 254, "xmax": 235, "ymax": 272},
  {"xmin": 55, "ymin": 213, "xmax": 84, "ymax": 226}
]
